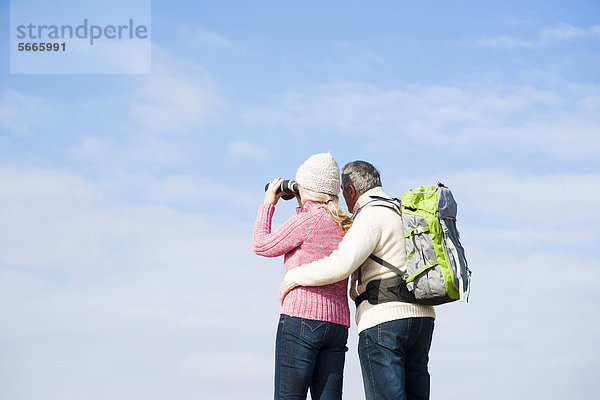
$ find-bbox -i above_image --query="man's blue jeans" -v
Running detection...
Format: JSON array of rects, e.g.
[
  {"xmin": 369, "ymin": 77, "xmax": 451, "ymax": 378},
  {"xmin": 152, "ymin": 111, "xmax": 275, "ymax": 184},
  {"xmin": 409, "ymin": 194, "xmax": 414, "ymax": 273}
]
[
  {"xmin": 358, "ymin": 317, "xmax": 435, "ymax": 400},
  {"xmin": 274, "ymin": 314, "xmax": 349, "ymax": 400}
]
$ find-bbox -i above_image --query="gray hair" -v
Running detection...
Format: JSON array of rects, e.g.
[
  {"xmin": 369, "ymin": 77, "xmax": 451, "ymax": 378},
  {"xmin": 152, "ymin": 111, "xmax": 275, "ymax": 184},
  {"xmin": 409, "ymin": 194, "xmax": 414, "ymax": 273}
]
[{"xmin": 341, "ymin": 161, "xmax": 382, "ymax": 194}]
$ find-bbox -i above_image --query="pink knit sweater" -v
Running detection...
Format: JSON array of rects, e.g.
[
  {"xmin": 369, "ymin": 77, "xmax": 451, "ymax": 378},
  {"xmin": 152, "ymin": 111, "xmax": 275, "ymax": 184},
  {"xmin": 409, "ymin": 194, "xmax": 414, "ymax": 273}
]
[{"xmin": 252, "ymin": 201, "xmax": 350, "ymax": 327}]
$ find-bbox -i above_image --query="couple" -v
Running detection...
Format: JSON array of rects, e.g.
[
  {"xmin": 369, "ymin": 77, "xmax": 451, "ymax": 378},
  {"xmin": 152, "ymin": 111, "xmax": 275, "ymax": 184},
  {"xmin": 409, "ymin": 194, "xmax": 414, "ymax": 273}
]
[{"xmin": 252, "ymin": 153, "xmax": 436, "ymax": 400}]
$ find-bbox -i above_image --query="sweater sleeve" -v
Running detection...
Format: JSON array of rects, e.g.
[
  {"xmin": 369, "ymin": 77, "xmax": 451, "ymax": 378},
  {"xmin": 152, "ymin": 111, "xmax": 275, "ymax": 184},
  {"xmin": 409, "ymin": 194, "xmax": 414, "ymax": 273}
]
[
  {"xmin": 252, "ymin": 203, "xmax": 313, "ymax": 257},
  {"xmin": 283, "ymin": 210, "xmax": 381, "ymax": 288}
]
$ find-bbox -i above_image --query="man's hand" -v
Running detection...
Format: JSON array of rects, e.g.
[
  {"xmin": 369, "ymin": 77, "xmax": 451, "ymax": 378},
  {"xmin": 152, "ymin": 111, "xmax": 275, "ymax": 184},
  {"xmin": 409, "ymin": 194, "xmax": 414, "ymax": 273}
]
[{"xmin": 279, "ymin": 277, "xmax": 297, "ymax": 305}]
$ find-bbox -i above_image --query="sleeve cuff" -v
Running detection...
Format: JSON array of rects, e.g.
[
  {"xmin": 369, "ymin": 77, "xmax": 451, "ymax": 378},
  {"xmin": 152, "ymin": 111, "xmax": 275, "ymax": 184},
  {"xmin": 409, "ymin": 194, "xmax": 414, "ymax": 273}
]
[{"xmin": 283, "ymin": 270, "xmax": 299, "ymax": 291}]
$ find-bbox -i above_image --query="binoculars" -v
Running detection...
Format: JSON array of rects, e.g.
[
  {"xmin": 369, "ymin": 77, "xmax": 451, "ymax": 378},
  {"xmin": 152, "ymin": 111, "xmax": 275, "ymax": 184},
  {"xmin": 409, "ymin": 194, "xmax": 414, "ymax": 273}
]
[{"xmin": 264, "ymin": 179, "xmax": 299, "ymax": 200}]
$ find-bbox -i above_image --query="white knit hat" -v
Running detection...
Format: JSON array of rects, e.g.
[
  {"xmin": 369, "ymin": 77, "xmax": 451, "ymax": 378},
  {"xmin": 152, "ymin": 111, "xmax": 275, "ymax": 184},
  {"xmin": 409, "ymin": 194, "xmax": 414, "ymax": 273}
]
[{"xmin": 296, "ymin": 153, "xmax": 340, "ymax": 195}]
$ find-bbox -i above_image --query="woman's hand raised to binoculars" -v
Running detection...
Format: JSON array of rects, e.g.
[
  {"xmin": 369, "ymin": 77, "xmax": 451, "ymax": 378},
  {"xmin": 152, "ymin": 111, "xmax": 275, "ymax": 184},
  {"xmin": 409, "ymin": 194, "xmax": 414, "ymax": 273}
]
[{"xmin": 264, "ymin": 177, "xmax": 284, "ymax": 205}]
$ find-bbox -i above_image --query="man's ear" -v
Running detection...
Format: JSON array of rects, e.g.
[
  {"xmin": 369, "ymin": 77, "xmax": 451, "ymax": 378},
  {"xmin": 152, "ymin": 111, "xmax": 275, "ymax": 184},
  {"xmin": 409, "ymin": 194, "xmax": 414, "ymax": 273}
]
[{"xmin": 348, "ymin": 184, "xmax": 357, "ymax": 198}]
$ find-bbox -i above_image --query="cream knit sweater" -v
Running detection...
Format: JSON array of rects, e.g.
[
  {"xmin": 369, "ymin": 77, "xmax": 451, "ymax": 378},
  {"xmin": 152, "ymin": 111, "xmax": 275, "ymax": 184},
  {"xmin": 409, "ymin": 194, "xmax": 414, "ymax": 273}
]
[{"xmin": 283, "ymin": 186, "xmax": 435, "ymax": 333}]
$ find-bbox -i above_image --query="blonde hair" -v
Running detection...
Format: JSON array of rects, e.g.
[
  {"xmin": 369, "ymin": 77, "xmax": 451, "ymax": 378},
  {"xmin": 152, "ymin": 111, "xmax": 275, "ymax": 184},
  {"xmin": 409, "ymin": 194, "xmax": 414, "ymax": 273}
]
[{"xmin": 298, "ymin": 185, "xmax": 353, "ymax": 233}]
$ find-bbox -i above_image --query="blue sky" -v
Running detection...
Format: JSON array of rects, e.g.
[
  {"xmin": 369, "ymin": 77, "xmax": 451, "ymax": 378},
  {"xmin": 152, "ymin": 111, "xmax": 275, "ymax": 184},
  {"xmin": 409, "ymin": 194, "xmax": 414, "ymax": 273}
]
[{"xmin": 1, "ymin": 1, "xmax": 599, "ymax": 399}]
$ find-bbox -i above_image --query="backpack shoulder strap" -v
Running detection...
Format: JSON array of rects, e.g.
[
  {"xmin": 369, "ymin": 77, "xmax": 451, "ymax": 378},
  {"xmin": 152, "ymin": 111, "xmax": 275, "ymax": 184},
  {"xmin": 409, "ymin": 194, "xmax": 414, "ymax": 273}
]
[
  {"xmin": 353, "ymin": 196, "xmax": 404, "ymax": 284},
  {"xmin": 369, "ymin": 254, "xmax": 403, "ymax": 276},
  {"xmin": 353, "ymin": 196, "xmax": 402, "ymax": 219}
]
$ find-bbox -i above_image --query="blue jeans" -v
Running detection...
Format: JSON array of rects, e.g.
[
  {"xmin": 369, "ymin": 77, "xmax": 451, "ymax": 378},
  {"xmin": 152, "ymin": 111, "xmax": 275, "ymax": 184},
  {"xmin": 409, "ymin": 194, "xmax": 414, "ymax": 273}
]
[
  {"xmin": 358, "ymin": 317, "xmax": 435, "ymax": 400},
  {"xmin": 274, "ymin": 314, "xmax": 349, "ymax": 400}
]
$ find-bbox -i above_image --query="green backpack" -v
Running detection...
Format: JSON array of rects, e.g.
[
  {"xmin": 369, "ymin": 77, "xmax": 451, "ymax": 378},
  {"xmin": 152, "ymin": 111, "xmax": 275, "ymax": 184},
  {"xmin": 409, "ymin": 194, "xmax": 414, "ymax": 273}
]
[
  {"xmin": 399, "ymin": 183, "xmax": 470, "ymax": 305},
  {"xmin": 355, "ymin": 183, "xmax": 470, "ymax": 307}
]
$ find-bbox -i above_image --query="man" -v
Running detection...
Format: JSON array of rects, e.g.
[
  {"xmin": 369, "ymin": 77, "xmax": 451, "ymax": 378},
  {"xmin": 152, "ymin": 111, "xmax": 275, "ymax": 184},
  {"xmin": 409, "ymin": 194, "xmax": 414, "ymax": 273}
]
[{"xmin": 280, "ymin": 161, "xmax": 436, "ymax": 400}]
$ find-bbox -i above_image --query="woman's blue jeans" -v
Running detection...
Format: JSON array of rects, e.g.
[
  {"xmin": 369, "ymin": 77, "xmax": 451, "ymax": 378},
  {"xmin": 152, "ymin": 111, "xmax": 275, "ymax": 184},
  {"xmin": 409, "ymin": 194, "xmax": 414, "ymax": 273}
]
[
  {"xmin": 358, "ymin": 317, "xmax": 435, "ymax": 400},
  {"xmin": 274, "ymin": 314, "xmax": 349, "ymax": 400}
]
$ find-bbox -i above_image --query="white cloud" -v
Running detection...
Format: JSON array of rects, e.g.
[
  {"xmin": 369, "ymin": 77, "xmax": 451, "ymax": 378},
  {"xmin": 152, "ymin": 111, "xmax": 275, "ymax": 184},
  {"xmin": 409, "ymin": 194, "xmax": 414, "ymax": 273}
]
[
  {"xmin": 49, "ymin": 35, "xmax": 151, "ymax": 74},
  {"xmin": 431, "ymin": 254, "xmax": 599, "ymax": 399},
  {"xmin": 540, "ymin": 23, "xmax": 600, "ymax": 42},
  {"xmin": 194, "ymin": 29, "xmax": 237, "ymax": 50},
  {"xmin": 129, "ymin": 47, "xmax": 224, "ymax": 134},
  {"xmin": 477, "ymin": 23, "xmax": 600, "ymax": 49},
  {"xmin": 0, "ymin": 164, "xmax": 260, "ymax": 273},
  {"xmin": 69, "ymin": 135, "xmax": 190, "ymax": 168},
  {"xmin": 489, "ymin": 16, "xmax": 535, "ymax": 28},
  {"xmin": 110, "ymin": 170, "xmax": 259, "ymax": 209},
  {"xmin": 0, "ymin": 162, "xmax": 281, "ymax": 399},
  {"xmin": 90, "ymin": 39, "xmax": 152, "ymax": 74},
  {"xmin": 71, "ymin": 136, "xmax": 109, "ymax": 158},
  {"xmin": 244, "ymin": 82, "xmax": 535, "ymax": 134},
  {"xmin": 476, "ymin": 35, "xmax": 535, "ymax": 48},
  {"xmin": 130, "ymin": 74, "xmax": 222, "ymax": 133},
  {"xmin": 228, "ymin": 139, "xmax": 269, "ymax": 161},
  {"xmin": 440, "ymin": 170, "xmax": 600, "ymax": 242},
  {"xmin": 244, "ymin": 82, "xmax": 599, "ymax": 162},
  {"xmin": 175, "ymin": 25, "xmax": 240, "ymax": 52},
  {"xmin": 0, "ymin": 90, "xmax": 59, "ymax": 134}
]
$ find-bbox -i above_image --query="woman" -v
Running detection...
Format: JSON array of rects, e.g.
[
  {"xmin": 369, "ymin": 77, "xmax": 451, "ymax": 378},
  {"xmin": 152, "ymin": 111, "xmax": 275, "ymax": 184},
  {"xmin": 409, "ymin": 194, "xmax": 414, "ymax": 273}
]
[{"xmin": 252, "ymin": 153, "xmax": 352, "ymax": 400}]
